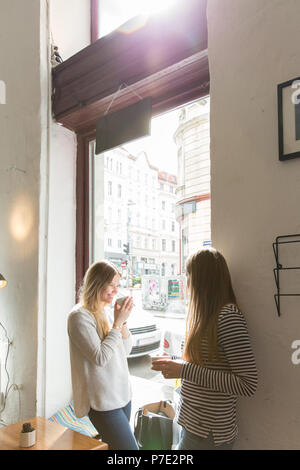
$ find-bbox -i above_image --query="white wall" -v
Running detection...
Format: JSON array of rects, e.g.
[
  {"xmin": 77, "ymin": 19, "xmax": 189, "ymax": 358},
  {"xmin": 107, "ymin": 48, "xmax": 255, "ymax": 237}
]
[
  {"xmin": 0, "ymin": 0, "xmax": 90, "ymax": 424},
  {"xmin": 0, "ymin": 0, "xmax": 43, "ymax": 423},
  {"xmin": 208, "ymin": 0, "xmax": 300, "ymax": 450},
  {"xmin": 50, "ymin": 0, "xmax": 91, "ymax": 60},
  {"xmin": 42, "ymin": 0, "xmax": 91, "ymax": 417}
]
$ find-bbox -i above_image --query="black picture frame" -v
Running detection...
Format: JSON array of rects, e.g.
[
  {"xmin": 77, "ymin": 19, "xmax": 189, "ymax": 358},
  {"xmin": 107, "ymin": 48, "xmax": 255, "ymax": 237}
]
[{"xmin": 278, "ymin": 77, "xmax": 300, "ymax": 161}]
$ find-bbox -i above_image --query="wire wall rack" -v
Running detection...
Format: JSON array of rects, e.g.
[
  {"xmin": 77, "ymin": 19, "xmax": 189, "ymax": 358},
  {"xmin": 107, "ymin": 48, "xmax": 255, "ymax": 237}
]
[{"xmin": 273, "ymin": 234, "xmax": 300, "ymax": 316}]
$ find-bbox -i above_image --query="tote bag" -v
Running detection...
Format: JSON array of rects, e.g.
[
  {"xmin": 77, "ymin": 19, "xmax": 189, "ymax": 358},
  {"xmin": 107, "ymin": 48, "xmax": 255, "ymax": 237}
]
[{"xmin": 134, "ymin": 400, "xmax": 176, "ymax": 450}]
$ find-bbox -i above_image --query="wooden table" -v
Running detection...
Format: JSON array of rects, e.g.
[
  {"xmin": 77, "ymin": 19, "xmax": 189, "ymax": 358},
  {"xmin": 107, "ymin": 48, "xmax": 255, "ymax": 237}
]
[{"xmin": 0, "ymin": 416, "xmax": 108, "ymax": 450}]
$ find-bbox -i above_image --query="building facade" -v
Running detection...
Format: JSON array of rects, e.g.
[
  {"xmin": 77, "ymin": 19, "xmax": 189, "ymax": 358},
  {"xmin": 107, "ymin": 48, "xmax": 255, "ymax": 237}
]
[
  {"xmin": 93, "ymin": 147, "xmax": 179, "ymax": 282},
  {"xmin": 173, "ymin": 98, "xmax": 211, "ymax": 273}
]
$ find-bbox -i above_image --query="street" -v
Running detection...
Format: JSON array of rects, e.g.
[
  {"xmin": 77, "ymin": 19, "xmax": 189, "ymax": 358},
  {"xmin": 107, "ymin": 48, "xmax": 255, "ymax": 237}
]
[{"xmin": 127, "ymin": 288, "xmax": 186, "ymax": 383}]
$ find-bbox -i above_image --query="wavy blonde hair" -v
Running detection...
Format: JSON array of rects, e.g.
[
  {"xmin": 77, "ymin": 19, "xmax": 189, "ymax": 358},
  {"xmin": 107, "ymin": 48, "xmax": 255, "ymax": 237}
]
[
  {"xmin": 183, "ymin": 248, "xmax": 237, "ymax": 365},
  {"xmin": 79, "ymin": 260, "xmax": 121, "ymax": 339}
]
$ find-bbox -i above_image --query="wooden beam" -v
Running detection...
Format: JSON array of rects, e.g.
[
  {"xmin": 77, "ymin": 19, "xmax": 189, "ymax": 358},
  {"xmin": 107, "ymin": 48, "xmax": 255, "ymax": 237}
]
[{"xmin": 52, "ymin": 0, "xmax": 208, "ymax": 132}]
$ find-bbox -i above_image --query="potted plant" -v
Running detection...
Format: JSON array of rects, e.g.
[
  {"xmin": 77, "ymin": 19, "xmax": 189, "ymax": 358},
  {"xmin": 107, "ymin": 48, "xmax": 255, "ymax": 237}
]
[{"xmin": 19, "ymin": 422, "xmax": 36, "ymax": 448}]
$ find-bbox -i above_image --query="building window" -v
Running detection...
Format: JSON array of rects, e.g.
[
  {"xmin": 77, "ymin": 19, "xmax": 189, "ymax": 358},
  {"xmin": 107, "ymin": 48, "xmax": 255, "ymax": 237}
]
[
  {"xmin": 161, "ymin": 262, "xmax": 166, "ymax": 276},
  {"xmin": 108, "ymin": 181, "xmax": 112, "ymax": 196},
  {"xmin": 162, "ymin": 201, "xmax": 166, "ymax": 210},
  {"xmin": 118, "ymin": 184, "xmax": 122, "ymax": 198},
  {"xmin": 172, "ymin": 221, "xmax": 175, "ymax": 232},
  {"xmin": 118, "ymin": 240, "xmax": 122, "ymax": 248},
  {"xmin": 160, "ymin": 183, "xmax": 164, "ymax": 190},
  {"xmin": 108, "ymin": 238, "xmax": 112, "ymax": 247},
  {"xmin": 162, "ymin": 220, "xmax": 166, "ymax": 230},
  {"xmin": 152, "ymin": 239, "xmax": 156, "ymax": 250},
  {"xmin": 172, "ymin": 240, "xmax": 176, "ymax": 252},
  {"xmin": 169, "ymin": 185, "xmax": 173, "ymax": 193},
  {"xmin": 162, "ymin": 239, "xmax": 166, "ymax": 251},
  {"xmin": 171, "ymin": 263, "xmax": 176, "ymax": 275}
]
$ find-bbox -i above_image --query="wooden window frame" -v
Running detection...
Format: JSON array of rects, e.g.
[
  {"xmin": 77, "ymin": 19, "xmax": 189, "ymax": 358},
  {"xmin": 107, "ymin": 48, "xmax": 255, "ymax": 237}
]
[{"xmin": 52, "ymin": 0, "xmax": 209, "ymax": 295}]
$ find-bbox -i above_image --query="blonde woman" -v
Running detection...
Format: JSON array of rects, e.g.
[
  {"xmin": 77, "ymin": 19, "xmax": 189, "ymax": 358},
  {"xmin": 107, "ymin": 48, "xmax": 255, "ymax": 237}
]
[
  {"xmin": 152, "ymin": 248, "xmax": 258, "ymax": 450},
  {"xmin": 67, "ymin": 260, "xmax": 138, "ymax": 450}
]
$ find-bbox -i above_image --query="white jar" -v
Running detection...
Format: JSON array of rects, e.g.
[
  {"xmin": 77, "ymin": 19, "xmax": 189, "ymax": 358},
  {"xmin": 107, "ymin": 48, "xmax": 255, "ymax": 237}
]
[{"xmin": 19, "ymin": 429, "xmax": 36, "ymax": 448}]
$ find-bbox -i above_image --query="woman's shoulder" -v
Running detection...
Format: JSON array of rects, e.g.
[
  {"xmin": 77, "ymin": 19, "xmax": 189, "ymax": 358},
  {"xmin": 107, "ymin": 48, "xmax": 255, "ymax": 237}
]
[
  {"xmin": 218, "ymin": 303, "xmax": 246, "ymax": 324},
  {"xmin": 68, "ymin": 304, "xmax": 95, "ymax": 325}
]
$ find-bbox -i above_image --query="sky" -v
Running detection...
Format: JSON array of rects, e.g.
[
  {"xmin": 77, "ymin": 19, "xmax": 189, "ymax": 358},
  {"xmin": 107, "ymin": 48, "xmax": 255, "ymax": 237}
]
[{"xmin": 123, "ymin": 108, "xmax": 180, "ymax": 174}]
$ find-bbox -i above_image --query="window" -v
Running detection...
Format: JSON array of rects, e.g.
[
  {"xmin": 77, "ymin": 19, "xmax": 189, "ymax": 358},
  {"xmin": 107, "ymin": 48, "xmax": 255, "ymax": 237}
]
[
  {"xmin": 172, "ymin": 240, "xmax": 176, "ymax": 252},
  {"xmin": 169, "ymin": 185, "xmax": 174, "ymax": 193},
  {"xmin": 160, "ymin": 183, "xmax": 164, "ymax": 191},
  {"xmin": 162, "ymin": 239, "xmax": 166, "ymax": 251},
  {"xmin": 108, "ymin": 181, "xmax": 112, "ymax": 196},
  {"xmin": 161, "ymin": 263, "xmax": 166, "ymax": 276},
  {"xmin": 171, "ymin": 263, "xmax": 176, "ymax": 275},
  {"xmin": 162, "ymin": 201, "xmax": 166, "ymax": 210},
  {"xmin": 162, "ymin": 220, "xmax": 166, "ymax": 230},
  {"xmin": 152, "ymin": 239, "xmax": 156, "ymax": 250},
  {"xmin": 172, "ymin": 221, "xmax": 175, "ymax": 232},
  {"xmin": 73, "ymin": 0, "xmax": 209, "ymax": 294},
  {"xmin": 118, "ymin": 240, "xmax": 122, "ymax": 248},
  {"xmin": 97, "ymin": 0, "xmax": 180, "ymax": 39},
  {"xmin": 108, "ymin": 238, "xmax": 112, "ymax": 247},
  {"xmin": 118, "ymin": 184, "xmax": 122, "ymax": 198}
]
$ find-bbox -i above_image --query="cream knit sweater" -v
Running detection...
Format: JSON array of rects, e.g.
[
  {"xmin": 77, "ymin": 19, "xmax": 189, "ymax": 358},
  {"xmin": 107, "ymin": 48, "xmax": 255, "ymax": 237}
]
[{"xmin": 68, "ymin": 305, "xmax": 133, "ymax": 418}]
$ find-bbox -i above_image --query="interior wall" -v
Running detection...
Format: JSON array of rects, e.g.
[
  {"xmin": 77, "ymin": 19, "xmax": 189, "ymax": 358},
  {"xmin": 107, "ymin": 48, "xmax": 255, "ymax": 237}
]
[
  {"xmin": 208, "ymin": 0, "xmax": 300, "ymax": 449},
  {"xmin": 0, "ymin": 0, "xmax": 42, "ymax": 423},
  {"xmin": 43, "ymin": 0, "xmax": 91, "ymax": 417},
  {"xmin": 50, "ymin": 0, "xmax": 91, "ymax": 60},
  {"xmin": 0, "ymin": 0, "xmax": 91, "ymax": 424}
]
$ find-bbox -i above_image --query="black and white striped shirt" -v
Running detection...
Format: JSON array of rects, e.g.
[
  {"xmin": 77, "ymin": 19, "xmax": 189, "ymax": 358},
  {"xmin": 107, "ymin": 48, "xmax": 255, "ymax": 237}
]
[{"xmin": 176, "ymin": 304, "xmax": 258, "ymax": 446}]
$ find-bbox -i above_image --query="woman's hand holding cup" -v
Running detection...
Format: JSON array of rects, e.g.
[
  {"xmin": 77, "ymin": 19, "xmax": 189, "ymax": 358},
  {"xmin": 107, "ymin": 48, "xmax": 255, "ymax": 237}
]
[{"xmin": 113, "ymin": 296, "xmax": 133, "ymax": 327}]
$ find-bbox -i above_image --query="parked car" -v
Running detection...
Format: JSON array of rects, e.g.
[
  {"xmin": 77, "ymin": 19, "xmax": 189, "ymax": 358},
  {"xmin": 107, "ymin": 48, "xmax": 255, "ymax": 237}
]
[{"xmin": 114, "ymin": 290, "xmax": 162, "ymax": 358}]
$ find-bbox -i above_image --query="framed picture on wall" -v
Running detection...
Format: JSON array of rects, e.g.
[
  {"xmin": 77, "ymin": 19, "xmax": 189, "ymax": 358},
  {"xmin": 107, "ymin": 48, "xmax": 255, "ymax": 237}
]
[{"xmin": 278, "ymin": 77, "xmax": 300, "ymax": 161}]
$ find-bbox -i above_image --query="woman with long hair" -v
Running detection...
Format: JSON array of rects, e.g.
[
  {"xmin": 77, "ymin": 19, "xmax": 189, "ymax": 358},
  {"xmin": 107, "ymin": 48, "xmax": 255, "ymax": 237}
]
[
  {"xmin": 68, "ymin": 260, "xmax": 138, "ymax": 450},
  {"xmin": 152, "ymin": 248, "xmax": 258, "ymax": 450}
]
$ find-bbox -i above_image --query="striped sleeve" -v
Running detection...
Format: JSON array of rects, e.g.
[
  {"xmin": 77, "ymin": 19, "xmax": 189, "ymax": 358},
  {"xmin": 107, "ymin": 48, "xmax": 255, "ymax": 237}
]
[{"xmin": 181, "ymin": 310, "xmax": 258, "ymax": 397}]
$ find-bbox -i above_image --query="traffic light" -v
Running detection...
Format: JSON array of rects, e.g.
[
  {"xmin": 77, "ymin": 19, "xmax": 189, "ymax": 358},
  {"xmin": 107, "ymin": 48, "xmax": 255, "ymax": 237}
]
[{"xmin": 123, "ymin": 243, "xmax": 129, "ymax": 255}]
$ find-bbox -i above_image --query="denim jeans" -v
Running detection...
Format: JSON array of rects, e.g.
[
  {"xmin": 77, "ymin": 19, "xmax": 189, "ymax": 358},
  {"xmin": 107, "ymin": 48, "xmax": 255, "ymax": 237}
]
[
  {"xmin": 176, "ymin": 428, "xmax": 234, "ymax": 450},
  {"xmin": 88, "ymin": 401, "xmax": 138, "ymax": 450}
]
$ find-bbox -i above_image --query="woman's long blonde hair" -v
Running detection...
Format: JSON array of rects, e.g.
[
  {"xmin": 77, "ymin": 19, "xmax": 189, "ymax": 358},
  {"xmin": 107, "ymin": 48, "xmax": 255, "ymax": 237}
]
[
  {"xmin": 183, "ymin": 248, "xmax": 236, "ymax": 365},
  {"xmin": 78, "ymin": 260, "xmax": 121, "ymax": 339}
]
